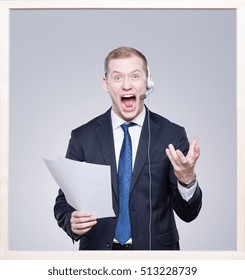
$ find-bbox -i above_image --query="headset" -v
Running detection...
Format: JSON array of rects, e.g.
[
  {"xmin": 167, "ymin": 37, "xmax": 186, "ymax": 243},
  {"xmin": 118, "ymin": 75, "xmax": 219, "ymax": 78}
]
[{"xmin": 140, "ymin": 67, "xmax": 155, "ymax": 100}]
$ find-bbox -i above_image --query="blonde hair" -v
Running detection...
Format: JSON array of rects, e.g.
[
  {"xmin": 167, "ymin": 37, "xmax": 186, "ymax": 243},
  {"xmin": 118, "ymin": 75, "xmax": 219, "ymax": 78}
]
[{"xmin": 104, "ymin": 46, "xmax": 148, "ymax": 77}]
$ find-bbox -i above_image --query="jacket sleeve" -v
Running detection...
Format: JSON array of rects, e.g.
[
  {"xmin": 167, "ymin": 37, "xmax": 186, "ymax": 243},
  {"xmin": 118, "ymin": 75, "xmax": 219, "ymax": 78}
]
[{"xmin": 54, "ymin": 189, "xmax": 81, "ymax": 242}]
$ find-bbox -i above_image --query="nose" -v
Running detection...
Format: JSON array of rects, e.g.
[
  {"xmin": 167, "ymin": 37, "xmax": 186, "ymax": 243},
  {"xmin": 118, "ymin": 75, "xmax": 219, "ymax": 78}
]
[{"xmin": 122, "ymin": 76, "xmax": 133, "ymax": 90}]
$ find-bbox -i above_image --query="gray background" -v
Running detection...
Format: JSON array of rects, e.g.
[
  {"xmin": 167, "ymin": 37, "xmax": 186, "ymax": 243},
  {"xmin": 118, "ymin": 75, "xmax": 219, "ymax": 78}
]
[{"xmin": 9, "ymin": 9, "xmax": 236, "ymax": 250}]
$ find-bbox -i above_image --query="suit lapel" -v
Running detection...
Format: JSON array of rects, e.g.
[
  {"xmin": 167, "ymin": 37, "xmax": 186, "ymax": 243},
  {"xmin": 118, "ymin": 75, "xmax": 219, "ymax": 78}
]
[
  {"xmin": 131, "ymin": 110, "xmax": 159, "ymax": 193},
  {"xmin": 95, "ymin": 109, "xmax": 119, "ymax": 201}
]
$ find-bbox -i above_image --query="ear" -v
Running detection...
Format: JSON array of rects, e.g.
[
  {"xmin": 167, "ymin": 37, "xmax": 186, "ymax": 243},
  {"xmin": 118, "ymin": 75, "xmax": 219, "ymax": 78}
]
[{"xmin": 102, "ymin": 76, "xmax": 109, "ymax": 93}]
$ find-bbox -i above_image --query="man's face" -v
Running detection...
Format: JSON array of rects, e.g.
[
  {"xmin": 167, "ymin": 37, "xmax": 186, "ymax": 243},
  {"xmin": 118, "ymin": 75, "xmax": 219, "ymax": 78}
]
[{"xmin": 103, "ymin": 55, "xmax": 148, "ymax": 121}]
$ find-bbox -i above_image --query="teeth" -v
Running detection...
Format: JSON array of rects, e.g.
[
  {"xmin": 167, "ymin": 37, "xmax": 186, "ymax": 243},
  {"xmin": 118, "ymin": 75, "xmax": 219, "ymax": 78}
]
[{"xmin": 122, "ymin": 94, "xmax": 134, "ymax": 98}]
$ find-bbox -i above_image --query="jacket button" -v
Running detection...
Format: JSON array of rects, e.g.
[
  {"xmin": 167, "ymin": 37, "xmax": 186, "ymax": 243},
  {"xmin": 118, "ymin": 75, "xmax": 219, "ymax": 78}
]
[{"xmin": 106, "ymin": 242, "xmax": 111, "ymax": 248}]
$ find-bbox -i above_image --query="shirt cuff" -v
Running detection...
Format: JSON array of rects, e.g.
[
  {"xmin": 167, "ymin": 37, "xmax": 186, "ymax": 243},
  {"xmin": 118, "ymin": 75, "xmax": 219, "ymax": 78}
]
[{"xmin": 177, "ymin": 181, "xmax": 197, "ymax": 202}]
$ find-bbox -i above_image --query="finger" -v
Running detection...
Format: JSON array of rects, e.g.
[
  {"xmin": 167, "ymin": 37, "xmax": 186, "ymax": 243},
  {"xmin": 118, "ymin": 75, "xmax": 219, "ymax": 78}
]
[
  {"xmin": 72, "ymin": 219, "xmax": 97, "ymax": 230},
  {"xmin": 175, "ymin": 149, "xmax": 188, "ymax": 164},
  {"xmin": 167, "ymin": 144, "xmax": 188, "ymax": 167},
  {"xmin": 188, "ymin": 138, "xmax": 200, "ymax": 159},
  {"xmin": 72, "ymin": 211, "xmax": 92, "ymax": 218},
  {"xmin": 194, "ymin": 141, "xmax": 200, "ymax": 157},
  {"xmin": 77, "ymin": 227, "xmax": 93, "ymax": 235},
  {"xmin": 71, "ymin": 215, "xmax": 97, "ymax": 225},
  {"xmin": 167, "ymin": 144, "xmax": 179, "ymax": 160},
  {"xmin": 71, "ymin": 220, "xmax": 97, "ymax": 235},
  {"xmin": 71, "ymin": 211, "xmax": 97, "ymax": 227},
  {"xmin": 72, "ymin": 217, "xmax": 97, "ymax": 225},
  {"xmin": 71, "ymin": 217, "xmax": 97, "ymax": 228},
  {"xmin": 188, "ymin": 138, "xmax": 199, "ymax": 154},
  {"xmin": 165, "ymin": 148, "xmax": 176, "ymax": 167},
  {"xmin": 73, "ymin": 226, "xmax": 93, "ymax": 235}
]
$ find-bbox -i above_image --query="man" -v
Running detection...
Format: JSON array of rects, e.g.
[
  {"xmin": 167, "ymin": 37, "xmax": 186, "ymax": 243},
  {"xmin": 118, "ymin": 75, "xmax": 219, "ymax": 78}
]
[{"xmin": 54, "ymin": 46, "xmax": 202, "ymax": 250}]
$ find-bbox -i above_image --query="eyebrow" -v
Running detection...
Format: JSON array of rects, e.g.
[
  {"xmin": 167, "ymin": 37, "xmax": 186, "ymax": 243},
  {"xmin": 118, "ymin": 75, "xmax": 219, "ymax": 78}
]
[{"xmin": 111, "ymin": 69, "xmax": 143, "ymax": 75}]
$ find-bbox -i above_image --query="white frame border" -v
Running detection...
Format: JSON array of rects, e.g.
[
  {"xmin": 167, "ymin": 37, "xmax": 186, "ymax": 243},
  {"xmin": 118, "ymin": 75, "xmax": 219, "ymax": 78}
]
[{"xmin": 0, "ymin": 0, "xmax": 245, "ymax": 260}]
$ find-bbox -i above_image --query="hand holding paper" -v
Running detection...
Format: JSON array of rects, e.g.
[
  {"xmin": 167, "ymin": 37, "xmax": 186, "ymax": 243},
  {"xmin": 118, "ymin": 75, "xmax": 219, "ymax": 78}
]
[
  {"xmin": 70, "ymin": 211, "xmax": 97, "ymax": 235},
  {"xmin": 44, "ymin": 157, "xmax": 115, "ymax": 219}
]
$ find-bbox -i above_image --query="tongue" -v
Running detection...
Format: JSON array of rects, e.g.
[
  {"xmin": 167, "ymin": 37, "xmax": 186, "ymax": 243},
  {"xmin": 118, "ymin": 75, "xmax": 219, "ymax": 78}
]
[{"xmin": 123, "ymin": 98, "xmax": 134, "ymax": 108}]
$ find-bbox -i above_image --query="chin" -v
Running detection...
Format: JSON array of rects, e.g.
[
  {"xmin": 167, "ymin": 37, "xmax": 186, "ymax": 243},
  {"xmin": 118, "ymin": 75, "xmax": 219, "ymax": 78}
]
[{"xmin": 121, "ymin": 109, "xmax": 139, "ymax": 121}]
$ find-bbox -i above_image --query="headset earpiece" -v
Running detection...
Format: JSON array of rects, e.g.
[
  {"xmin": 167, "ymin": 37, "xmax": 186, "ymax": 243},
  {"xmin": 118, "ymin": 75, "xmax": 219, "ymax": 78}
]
[{"xmin": 147, "ymin": 67, "xmax": 154, "ymax": 89}]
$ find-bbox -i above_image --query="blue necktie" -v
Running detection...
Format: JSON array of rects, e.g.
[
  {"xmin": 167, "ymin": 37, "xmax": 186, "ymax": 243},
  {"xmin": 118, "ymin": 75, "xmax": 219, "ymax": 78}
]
[{"xmin": 115, "ymin": 123, "xmax": 134, "ymax": 245}]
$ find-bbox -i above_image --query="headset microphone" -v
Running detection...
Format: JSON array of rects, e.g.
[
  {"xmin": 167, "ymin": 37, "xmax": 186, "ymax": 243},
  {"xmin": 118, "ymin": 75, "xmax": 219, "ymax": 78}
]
[{"xmin": 140, "ymin": 85, "xmax": 154, "ymax": 100}]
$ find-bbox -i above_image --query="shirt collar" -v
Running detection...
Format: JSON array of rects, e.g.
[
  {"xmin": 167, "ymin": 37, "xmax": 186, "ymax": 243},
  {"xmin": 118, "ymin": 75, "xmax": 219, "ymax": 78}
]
[{"xmin": 111, "ymin": 107, "xmax": 146, "ymax": 130}]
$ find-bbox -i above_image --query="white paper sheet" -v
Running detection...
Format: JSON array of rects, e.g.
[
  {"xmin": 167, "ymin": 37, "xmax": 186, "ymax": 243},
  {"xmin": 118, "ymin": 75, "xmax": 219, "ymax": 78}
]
[{"xmin": 44, "ymin": 157, "xmax": 115, "ymax": 218}]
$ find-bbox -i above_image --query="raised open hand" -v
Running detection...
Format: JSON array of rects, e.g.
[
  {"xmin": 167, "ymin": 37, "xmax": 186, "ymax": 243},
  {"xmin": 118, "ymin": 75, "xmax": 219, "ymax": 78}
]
[{"xmin": 165, "ymin": 138, "xmax": 200, "ymax": 184}]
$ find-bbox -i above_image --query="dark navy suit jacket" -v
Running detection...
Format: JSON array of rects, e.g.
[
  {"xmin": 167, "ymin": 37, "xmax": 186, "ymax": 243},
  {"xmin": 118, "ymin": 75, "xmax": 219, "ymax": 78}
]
[{"xmin": 54, "ymin": 107, "xmax": 202, "ymax": 250}]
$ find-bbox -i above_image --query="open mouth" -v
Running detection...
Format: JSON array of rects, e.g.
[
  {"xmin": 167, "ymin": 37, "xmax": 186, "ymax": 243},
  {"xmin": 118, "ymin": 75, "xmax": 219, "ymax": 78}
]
[{"xmin": 121, "ymin": 94, "xmax": 136, "ymax": 109}]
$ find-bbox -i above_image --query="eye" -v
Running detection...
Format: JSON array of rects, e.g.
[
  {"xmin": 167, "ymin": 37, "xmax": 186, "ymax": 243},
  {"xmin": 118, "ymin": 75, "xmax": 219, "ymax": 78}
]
[
  {"xmin": 113, "ymin": 75, "xmax": 122, "ymax": 82},
  {"xmin": 131, "ymin": 74, "xmax": 140, "ymax": 81}
]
